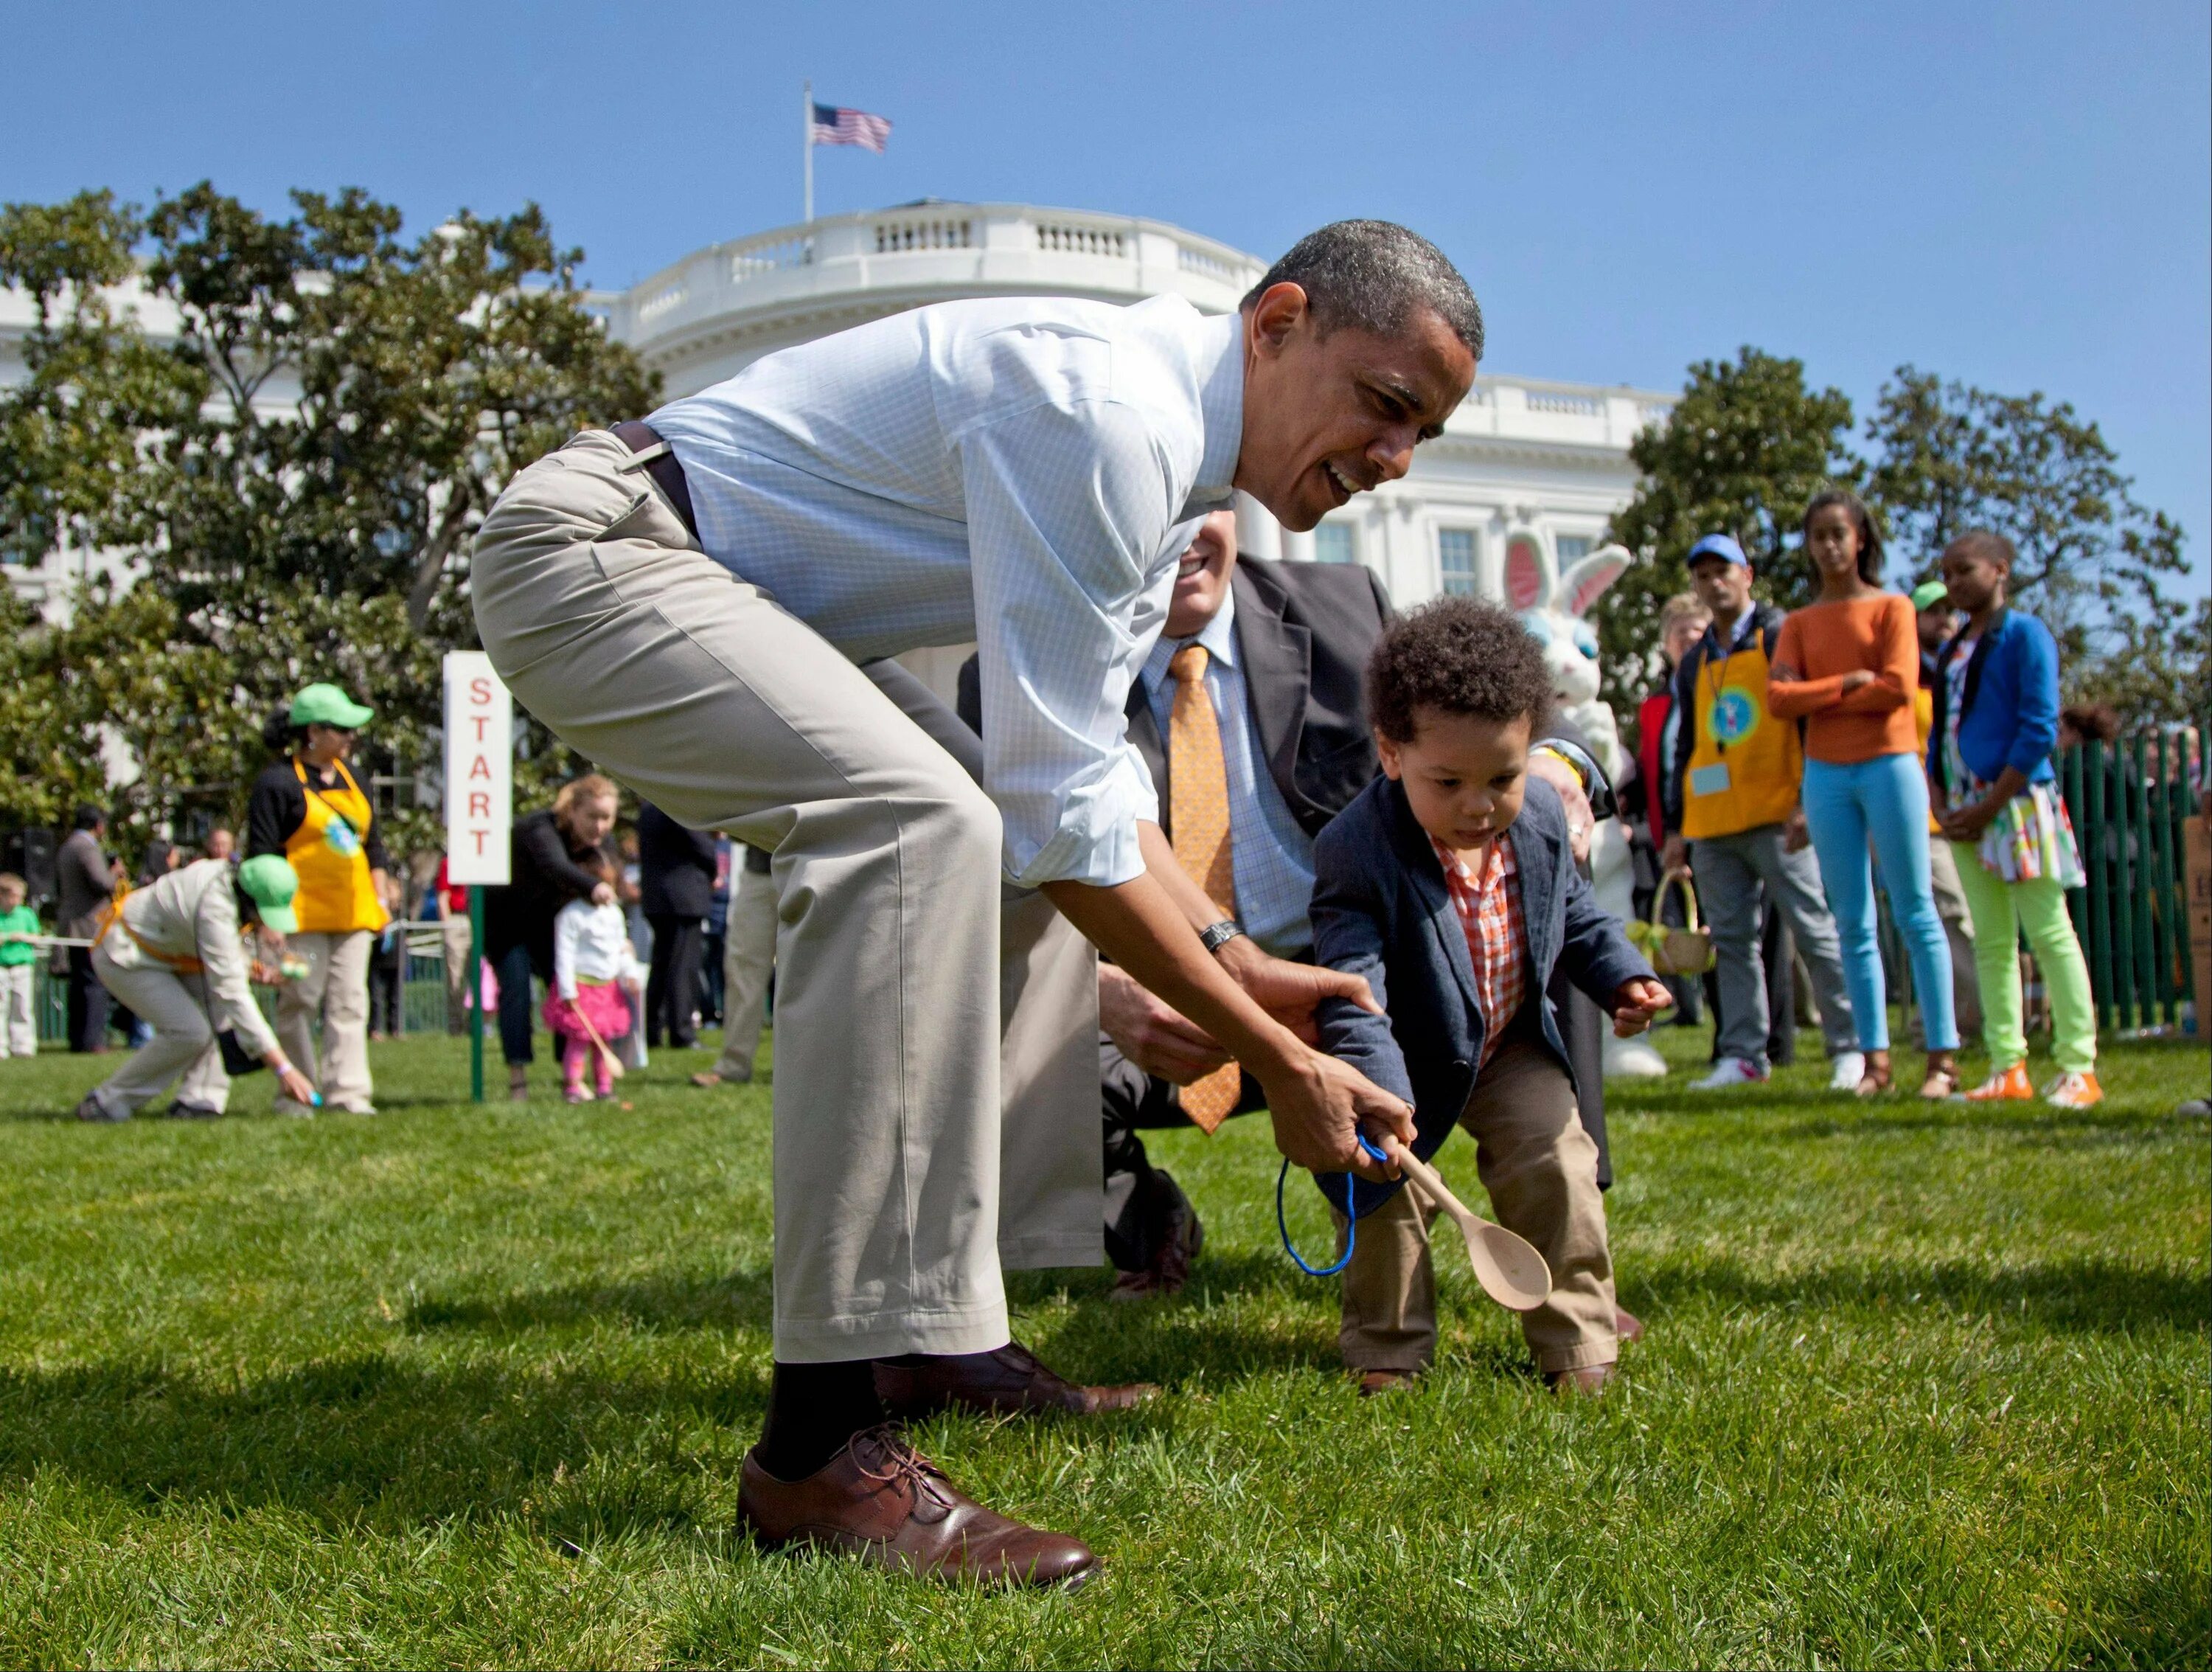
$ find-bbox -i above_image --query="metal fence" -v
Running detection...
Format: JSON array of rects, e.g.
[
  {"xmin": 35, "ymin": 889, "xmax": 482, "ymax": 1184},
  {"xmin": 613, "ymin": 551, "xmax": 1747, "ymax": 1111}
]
[{"xmin": 2062, "ymin": 729, "xmax": 2202, "ymax": 1033}]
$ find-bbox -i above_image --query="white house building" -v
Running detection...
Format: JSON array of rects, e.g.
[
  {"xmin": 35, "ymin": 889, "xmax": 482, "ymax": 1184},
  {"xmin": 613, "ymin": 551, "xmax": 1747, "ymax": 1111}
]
[
  {"xmin": 597, "ymin": 200, "xmax": 1671, "ymax": 611},
  {"xmin": 4, "ymin": 198, "xmax": 1670, "ymax": 628}
]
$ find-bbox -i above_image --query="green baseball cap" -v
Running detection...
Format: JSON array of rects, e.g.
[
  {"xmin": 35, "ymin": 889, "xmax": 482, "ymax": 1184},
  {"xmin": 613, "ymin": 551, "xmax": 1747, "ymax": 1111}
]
[
  {"xmin": 237, "ymin": 853, "xmax": 301, "ymax": 934},
  {"xmin": 289, "ymin": 682, "xmax": 375, "ymax": 729},
  {"xmin": 1910, "ymin": 580, "xmax": 1951, "ymax": 614}
]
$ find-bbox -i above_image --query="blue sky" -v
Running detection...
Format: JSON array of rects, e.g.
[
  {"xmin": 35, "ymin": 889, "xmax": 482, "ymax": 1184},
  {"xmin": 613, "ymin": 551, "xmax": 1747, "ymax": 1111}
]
[{"xmin": 10, "ymin": 1, "xmax": 2207, "ymax": 583}]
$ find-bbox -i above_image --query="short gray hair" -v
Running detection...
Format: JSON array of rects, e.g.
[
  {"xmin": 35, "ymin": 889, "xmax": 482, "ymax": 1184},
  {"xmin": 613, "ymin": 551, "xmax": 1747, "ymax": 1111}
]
[{"xmin": 1242, "ymin": 220, "xmax": 1484, "ymax": 362}]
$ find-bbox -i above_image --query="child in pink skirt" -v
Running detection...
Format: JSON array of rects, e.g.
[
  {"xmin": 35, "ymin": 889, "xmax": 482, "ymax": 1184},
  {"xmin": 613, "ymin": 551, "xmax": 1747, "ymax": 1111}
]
[{"xmin": 546, "ymin": 853, "xmax": 647, "ymax": 1102}]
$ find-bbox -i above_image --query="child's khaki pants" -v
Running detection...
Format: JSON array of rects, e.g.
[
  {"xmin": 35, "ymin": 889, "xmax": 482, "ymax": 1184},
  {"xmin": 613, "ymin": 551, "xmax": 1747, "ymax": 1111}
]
[{"xmin": 1336, "ymin": 1036, "xmax": 1618, "ymax": 1375}]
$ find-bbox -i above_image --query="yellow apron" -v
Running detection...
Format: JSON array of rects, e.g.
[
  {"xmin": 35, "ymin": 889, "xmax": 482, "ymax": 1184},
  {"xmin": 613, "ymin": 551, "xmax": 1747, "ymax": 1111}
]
[
  {"xmin": 1680, "ymin": 632, "xmax": 1804, "ymax": 840},
  {"xmin": 285, "ymin": 758, "xmax": 389, "ymax": 934}
]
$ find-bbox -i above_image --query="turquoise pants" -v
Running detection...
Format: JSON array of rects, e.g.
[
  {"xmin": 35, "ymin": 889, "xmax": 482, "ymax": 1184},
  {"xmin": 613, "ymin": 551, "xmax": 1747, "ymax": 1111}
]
[
  {"xmin": 1801, "ymin": 753, "xmax": 1960, "ymax": 1052},
  {"xmin": 1950, "ymin": 844, "xmax": 2098, "ymax": 1075}
]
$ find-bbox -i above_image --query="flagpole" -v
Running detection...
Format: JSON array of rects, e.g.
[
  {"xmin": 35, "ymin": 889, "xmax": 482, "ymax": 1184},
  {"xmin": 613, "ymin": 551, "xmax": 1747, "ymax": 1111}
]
[{"xmin": 802, "ymin": 79, "xmax": 814, "ymax": 225}]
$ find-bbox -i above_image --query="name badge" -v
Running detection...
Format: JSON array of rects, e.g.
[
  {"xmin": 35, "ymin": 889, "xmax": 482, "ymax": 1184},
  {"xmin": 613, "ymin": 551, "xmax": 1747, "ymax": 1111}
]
[{"xmin": 1690, "ymin": 762, "xmax": 1732, "ymax": 797}]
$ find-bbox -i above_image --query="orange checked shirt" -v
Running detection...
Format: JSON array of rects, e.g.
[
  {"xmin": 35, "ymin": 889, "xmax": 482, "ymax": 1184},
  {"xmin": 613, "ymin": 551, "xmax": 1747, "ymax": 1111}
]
[{"xmin": 1431, "ymin": 832, "xmax": 1527, "ymax": 1066}]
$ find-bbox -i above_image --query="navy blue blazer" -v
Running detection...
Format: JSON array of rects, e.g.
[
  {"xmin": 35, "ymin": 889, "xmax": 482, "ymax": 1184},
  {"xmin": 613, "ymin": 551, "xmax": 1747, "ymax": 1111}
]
[{"xmin": 1311, "ymin": 772, "xmax": 1655, "ymax": 1219}]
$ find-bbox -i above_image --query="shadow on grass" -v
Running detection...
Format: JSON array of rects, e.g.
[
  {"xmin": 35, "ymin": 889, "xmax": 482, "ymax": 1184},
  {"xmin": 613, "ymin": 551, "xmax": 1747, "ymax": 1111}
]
[
  {"xmin": 408, "ymin": 1270, "xmax": 778, "ymax": 1335},
  {"xmin": 0, "ymin": 1352, "xmax": 766, "ymax": 1536},
  {"xmin": 1638, "ymin": 1249, "xmax": 2209, "ymax": 1335}
]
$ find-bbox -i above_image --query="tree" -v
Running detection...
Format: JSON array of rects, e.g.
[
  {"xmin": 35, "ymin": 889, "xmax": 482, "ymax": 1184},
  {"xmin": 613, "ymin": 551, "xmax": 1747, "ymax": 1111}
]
[
  {"xmin": 1595, "ymin": 347, "xmax": 1858, "ymax": 714},
  {"xmin": 1866, "ymin": 367, "xmax": 2199, "ymax": 721},
  {"xmin": 0, "ymin": 184, "xmax": 660, "ymax": 859},
  {"xmin": 0, "ymin": 190, "xmax": 198, "ymax": 568}
]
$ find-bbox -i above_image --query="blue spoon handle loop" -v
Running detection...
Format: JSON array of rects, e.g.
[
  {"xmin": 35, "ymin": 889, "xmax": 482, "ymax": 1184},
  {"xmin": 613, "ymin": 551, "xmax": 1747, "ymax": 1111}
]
[{"xmin": 1277, "ymin": 1134, "xmax": 1390, "ymax": 1277}]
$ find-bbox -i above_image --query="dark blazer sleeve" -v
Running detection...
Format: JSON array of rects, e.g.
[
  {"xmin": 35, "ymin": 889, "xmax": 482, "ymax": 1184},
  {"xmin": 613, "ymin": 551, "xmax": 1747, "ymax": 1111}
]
[{"xmin": 1310, "ymin": 811, "xmax": 1415, "ymax": 1109}]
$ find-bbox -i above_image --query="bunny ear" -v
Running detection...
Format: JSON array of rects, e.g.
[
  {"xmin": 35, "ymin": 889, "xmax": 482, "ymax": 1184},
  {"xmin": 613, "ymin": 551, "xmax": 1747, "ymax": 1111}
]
[
  {"xmin": 1560, "ymin": 545, "xmax": 1631, "ymax": 616},
  {"xmin": 1503, "ymin": 535, "xmax": 1548, "ymax": 611}
]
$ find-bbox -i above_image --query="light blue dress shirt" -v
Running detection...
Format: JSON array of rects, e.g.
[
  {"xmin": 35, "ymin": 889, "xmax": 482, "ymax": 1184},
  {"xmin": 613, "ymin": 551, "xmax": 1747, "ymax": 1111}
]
[
  {"xmin": 648, "ymin": 295, "xmax": 1244, "ymax": 891},
  {"xmin": 1140, "ymin": 591, "xmax": 1320, "ymax": 957}
]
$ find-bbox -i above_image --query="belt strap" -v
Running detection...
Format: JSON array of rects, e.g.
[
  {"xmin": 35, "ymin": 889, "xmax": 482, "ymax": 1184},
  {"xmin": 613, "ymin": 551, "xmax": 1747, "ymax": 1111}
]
[{"xmin": 611, "ymin": 420, "xmax": 699, "ymax": 541}]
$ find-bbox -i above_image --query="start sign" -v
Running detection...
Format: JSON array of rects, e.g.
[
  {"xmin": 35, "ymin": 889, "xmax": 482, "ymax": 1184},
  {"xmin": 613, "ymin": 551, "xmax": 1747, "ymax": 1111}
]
[{"xmin": 443, "ymin": 651, "xmax": 513, "ymax": 885}]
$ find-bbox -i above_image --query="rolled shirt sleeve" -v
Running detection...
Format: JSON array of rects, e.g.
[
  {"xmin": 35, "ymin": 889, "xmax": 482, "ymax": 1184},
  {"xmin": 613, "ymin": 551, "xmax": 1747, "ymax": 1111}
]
[
  {"xmin": 961, "ymin": 400, "xmax": 1187, "ymax": 888},
  {"xmin": 191, "ymin": 884, "xmax": 279, "ymax": 1060}
]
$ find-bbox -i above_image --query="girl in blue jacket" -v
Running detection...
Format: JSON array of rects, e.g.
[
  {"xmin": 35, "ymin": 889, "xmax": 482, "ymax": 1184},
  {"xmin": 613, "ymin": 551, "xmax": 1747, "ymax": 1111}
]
[{"xmin": 1928, "ymin": 532, "xmax": 2101, "ymax": 1108}]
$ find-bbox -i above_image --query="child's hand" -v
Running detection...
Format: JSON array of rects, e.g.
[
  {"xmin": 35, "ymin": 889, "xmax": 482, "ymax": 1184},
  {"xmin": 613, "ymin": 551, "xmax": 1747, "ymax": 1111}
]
[{"xmin": 1610, "ymin": 977, "xmax": 1671, "ymax": 1036}]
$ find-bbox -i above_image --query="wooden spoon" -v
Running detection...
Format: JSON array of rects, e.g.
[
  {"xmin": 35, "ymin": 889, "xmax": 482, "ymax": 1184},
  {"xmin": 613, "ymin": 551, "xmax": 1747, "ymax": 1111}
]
[{"xmin": 1383, "ymin": 1139, "xmax": 1552, "ymax": 1312}]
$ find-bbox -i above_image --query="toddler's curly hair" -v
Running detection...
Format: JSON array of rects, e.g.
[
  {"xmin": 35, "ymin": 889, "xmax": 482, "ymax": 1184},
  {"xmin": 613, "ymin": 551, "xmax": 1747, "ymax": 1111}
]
[{"xmin": 1366, "ymin": 596, "xmax": 1554, "ymax": 744}]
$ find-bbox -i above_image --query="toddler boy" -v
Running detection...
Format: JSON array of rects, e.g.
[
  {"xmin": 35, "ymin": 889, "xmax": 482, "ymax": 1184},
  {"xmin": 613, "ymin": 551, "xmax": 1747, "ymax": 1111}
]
[
  {"xmin": 0, "ymin": 873, "xmax": 39, "ymax": 1058},
  {"xmin": 1311, "ymin": 599, "xmax": 1668, "ymax": 1393}
]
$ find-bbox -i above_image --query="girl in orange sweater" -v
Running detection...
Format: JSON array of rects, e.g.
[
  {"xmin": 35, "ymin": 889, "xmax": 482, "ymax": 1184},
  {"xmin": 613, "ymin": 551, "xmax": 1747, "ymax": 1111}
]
[{"xmin": 1769, "ymin": 490, "xmax": 1959, "ymax": 1098}]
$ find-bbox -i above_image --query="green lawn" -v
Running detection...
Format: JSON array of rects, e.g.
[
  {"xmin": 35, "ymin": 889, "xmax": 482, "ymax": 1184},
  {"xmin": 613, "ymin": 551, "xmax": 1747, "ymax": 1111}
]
[{"xmin": 1, "ymin": 1022, "xmax": 2205, "ymax": 1668}]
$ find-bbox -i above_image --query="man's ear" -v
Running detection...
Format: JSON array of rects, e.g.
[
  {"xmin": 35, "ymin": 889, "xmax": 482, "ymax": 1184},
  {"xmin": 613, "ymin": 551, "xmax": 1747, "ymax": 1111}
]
[
  {"xmin": 1374, "ymin": 729, "xmax": 1405, "ymax": 780},
  {"xmin": 1246, "ymin": 282, "xmax": 1310, "ymax": 356}
]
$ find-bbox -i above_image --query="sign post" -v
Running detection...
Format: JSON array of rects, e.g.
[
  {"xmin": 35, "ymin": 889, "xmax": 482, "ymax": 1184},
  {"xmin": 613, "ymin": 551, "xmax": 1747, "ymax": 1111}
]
[{"xmin": 444, "ymin": 652, "xmax": 513, "ymax": 1103}]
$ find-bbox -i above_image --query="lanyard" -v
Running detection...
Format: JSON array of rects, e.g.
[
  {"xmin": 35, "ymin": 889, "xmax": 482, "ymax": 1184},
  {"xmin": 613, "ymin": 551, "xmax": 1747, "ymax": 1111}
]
[{"xmin": 1278, "ymin": 1134, "xmax": 1391, "ymax": 1277}]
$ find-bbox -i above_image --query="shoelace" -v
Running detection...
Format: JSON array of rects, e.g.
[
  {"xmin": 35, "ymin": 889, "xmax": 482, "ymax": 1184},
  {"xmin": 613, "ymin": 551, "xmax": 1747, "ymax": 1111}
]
[
  {"xmin": 1278, "ymin": 1134, "xmax": 1390, "ymax": 1277},
  {"xmin": 848, "ymin": 1426, "xmax": 953, "ymax": 1510}
]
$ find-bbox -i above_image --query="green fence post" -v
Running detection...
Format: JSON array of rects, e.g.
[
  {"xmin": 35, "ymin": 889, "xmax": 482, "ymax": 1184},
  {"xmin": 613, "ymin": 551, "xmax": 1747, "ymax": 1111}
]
[
  {"xmin": 2149, "ymin": 730, "xmax": 2176, "ymax": 1025},
  {"xmin": 2084, "ymin": 738, "xmax": 2112, "ymax": 1030},
  {"xmin": 469, "ymin": 889, "xmax": 486, "ymax": 1103},
  {"xmin": 2128, "ymin": 734, "xmax": 2155, "ymax": 1030},
  {"xmin": 2171, "ymin": 726, "xmax": 2200, "ymax": 1017},
  {"xmin": 2063, "ymin": 743, "xmax": 2090, "ymax": 949}
]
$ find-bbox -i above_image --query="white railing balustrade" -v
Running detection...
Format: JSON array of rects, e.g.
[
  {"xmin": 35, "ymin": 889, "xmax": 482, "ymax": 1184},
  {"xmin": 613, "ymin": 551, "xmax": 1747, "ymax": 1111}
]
[
  {"xmin": 1037, "ymin": 222, "xmax": 1127, "ymax": 258},
  {"xmin": 729, "ymin": 235, "xmax": 813, "ymax": 283},
  {"xmin": 874, "ymin": 217, "xmax": 973, "ymax": 253}
]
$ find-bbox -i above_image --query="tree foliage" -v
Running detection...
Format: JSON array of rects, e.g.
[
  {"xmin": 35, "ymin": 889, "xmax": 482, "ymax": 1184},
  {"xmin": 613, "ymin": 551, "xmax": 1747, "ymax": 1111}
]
[
  {"xmin": 1594, "ymin": 347, "xmax": 1858, "ymax": 712},
  {"xmin": 1866, "ymin": 367, "xmax": 2198, "ymax": 720},
  {"xmin": 0, "ymin": 184, "xmax": 659, "ymax": 863},
  {"xmin": 1601, "ymin": 350, "xmax": 2201, "ymax": 732}
]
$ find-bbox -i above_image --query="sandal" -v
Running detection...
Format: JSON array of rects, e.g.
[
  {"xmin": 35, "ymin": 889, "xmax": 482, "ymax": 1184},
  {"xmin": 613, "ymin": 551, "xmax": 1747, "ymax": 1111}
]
[
  {"xmin": 1919, "ymin": 1053, "xmax": 1959, "ymax": 1101},
  {"xmin": 1855, "ymin": 1050, "xmax": 1893, "ymax": 1097}
]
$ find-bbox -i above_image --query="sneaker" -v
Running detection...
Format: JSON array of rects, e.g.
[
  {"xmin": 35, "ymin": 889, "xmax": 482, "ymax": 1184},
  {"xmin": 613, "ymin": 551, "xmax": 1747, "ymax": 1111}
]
[
  {"xmin": 272, "ymin": 1097, "xmax": 317, "ymax": 1119},
  {"xmin": 1690, "ymin": 1057, "xmax": 1767, "ymax": 1091},
  {"xmin": 74, "ymin": 1094, "xmax": 128, "ymax": 1123},
  {"xmin": 1827, "ymin": 1051, "xmax": 1867, "ymax": 1092},
  {"xmin": 1966, "ymin": 1064, "xmax": 2034, "ymax": 1102},
  {"xmin": 2042, "ymin": 1071, "xmax": 2104, "ymax": 1109},
  {"xmin": 166, "ymin": 1101, "xmax": 224, "ymax": 1120}
]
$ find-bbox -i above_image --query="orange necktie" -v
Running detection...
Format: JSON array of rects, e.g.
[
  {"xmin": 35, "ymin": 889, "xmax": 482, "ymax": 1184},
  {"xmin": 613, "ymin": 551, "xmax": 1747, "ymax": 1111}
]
[{"xmin": 1168, "ymin": 645, "xmax": 1242, "ymax": 1133}]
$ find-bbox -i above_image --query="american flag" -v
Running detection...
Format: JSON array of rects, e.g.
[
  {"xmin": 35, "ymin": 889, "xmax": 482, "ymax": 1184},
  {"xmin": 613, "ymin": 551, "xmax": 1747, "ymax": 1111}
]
[{"xmin": 811, "ymin": 103, "xmax": 891, "ymax": 153}]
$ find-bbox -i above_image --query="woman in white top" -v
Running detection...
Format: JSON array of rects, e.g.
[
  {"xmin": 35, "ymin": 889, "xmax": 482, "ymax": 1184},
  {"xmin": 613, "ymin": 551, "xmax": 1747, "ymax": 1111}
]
[{"xmin": 546, "ymin": 851, "xmax": 646, "ymax": 1102}]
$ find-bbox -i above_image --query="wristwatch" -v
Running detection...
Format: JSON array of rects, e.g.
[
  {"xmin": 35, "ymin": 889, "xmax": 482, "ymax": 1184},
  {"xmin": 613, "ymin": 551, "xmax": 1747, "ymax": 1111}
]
[{"xmin": 1198, "ymin": 919, "xmax": 1247, "ymax": 955}]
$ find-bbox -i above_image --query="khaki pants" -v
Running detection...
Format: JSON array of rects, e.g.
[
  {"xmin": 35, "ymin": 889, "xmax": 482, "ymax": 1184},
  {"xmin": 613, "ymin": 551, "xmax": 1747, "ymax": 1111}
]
[
  {"xmin": 276, "ymin": 929, "xmax": 375, "ymax": 1112},
  {"xmin": 0, "ymin": 963, "xmax": 35, "ymax": 1057},
  {"xmin": 87, "ymin": 947, "xmax": 234, "ymax": 1115},
  {"xmin": 442, "ymin": 914, "xmax": 474, "ymax": 1034},
  {"xmin": 472, "ymin": 429, "xmax": 1099, "ymax": 1361},
  {"xmin": 1337, "ymin": 1038, "xmax": 1617, "ymax": 1375},
  {"xmin": 710, "ymin": 863, "xmax": 776, "ymax": 1081}
]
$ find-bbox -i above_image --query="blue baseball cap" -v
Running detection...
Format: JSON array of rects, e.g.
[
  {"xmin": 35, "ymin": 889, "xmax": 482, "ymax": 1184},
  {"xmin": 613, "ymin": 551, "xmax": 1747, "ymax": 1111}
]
[{"xmin": 1687, "ymin": 533, "xmax": 1750, "ymax": 569}]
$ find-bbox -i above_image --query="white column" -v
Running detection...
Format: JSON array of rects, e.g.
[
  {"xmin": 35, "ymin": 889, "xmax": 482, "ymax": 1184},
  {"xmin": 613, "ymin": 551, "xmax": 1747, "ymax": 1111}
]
[{"xmin": 1234, "ymin": 490, "xmax": 1282, "ymax": 561}]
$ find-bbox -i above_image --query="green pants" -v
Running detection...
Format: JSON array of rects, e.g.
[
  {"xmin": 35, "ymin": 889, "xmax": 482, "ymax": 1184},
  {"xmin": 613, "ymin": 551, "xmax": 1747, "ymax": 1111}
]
[{"xmin": 1950, "ymin": 843, "xmax": 2097, "ymax": 1075}]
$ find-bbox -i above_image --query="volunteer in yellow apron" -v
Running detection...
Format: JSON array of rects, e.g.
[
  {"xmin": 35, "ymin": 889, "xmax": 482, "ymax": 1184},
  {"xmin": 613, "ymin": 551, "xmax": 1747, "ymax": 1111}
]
[
  {"xmin": 246, "ymin": 683, "xmax": 392, "ymax": 1114},
  {"xmin": 1657, "ymin": 533, "xmax": 1862, "ymax": 1091}
]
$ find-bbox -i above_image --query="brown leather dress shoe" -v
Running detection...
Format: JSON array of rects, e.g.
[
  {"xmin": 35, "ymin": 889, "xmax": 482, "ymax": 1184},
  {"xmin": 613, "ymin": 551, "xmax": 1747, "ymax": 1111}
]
[
  {"xmin": 739, "ymin": 1426, "xmax": 1096, "ymax": 1589},
  {"xmin": 1544, "ymin": 1362, "xmax": 1618, "ymax": 1395},
  {"xmin": 1109, "ymin": 1176, "xmax": 1204, "ymax": 1301},
  {"xmin": 1614, "ymin": 1306, "xmax": 1645, "ymax": 1345},
  {"xmin": 1356, "ymin": 1368, "xmax": 1417, "ymax": 1398},
  {"xmin": 874, "ymin": 1341, "xmax": 1157, "ymax": 1418}
]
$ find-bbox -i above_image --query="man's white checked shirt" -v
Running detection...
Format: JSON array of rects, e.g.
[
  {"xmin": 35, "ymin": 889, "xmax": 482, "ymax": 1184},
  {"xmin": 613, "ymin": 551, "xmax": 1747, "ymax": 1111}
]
[
  {"xmin": 1139, "ymin": 591, "xmax": 1320, "ymax": 959},
  {"xmin": 649, "ymin": 296, "xmax": 1245, "ymax": 889}
]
